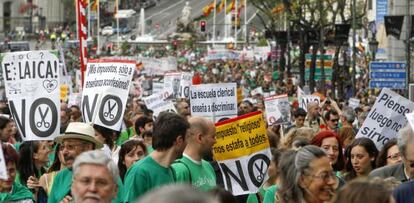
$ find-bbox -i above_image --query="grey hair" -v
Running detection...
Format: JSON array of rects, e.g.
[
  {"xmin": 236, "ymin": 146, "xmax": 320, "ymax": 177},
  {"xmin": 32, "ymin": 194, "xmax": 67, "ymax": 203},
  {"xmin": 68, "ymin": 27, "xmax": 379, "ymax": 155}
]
[
  {"xmin": 136, "ymin": 184, "xmax": 214, "ymax": 203},
  {"xmin": 397, "ymin": 124, "xmax": 414, "ymax": 158},
  {"xmin": 73, "ymin": 150, "xmax": 119, "ymax": 183},
  {"xmin": 277, "ymin": 146, "xmax": 327, "ymax": 203},
  {"xmin": 342, "ymin": 107, "xmax": 356, "ymax": 124}
]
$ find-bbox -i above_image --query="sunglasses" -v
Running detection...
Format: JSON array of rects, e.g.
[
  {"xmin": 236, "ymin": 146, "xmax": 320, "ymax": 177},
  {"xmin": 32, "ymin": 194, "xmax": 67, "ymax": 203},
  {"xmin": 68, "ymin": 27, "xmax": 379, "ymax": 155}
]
[{"xmin": 330, "ymin": 119, "xmax": 339, "ymax": 122}]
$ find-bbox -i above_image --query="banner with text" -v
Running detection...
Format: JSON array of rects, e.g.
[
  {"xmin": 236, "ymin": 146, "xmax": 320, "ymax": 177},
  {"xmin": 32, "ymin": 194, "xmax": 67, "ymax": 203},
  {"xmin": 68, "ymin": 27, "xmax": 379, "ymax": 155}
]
[
  {"xmin": 190, "ymin": 83, "xmax": 237, "ymax": 122},
  {"xmin": 143, "ymin": 91, "xmax": 177, "ymax": 120},
  {"xmin": 179, "ymin": 72, "xmax": 193, "ymax": 99},
  {"xmin": 1, "ymin": 51, "xmax": 60, "ymax": 141},
  {"xmin": 214, "ymin": 111, "xmax": 271, "ymax": 195},
  {"xmin": 81, "ymin": 59, "xmax": 134, "ymax": 131},
  {"xmin": 264, "ymin": 94, "xmax": 291, "ymax": 125},
  {"xmin": 299, "ymin": 95, "xmax": 320, "ymax": 112},
  {"xmin": 356, "ymin": 88, "xmax": 414, "ymax": 149}
]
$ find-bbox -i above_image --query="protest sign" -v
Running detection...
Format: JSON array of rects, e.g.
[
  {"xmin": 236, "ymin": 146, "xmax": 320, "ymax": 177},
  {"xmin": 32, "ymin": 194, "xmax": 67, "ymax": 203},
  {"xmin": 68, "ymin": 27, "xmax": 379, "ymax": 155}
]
[
  {"xmin": 190, "ymin": 83, "xmax": 237, "ymax": 122},
  {"xmin": 299, "ymin": 95, "xmax": 320, "ymax": 112},
  {"xmin": 1, "ymin": 51, "xmax": 60, "ymax": 141},
  {"xmin": 406, "ymin": 112, "xmax": 414, "ymax": 131},
  {"xmin": 179, "ymin": 72, "xmax": 193, "ymax": 99},
  {"xmin": 214, "ymin": 111, "xmax": 271, "ymax": 195},
  {"xmin": 143, "ymin": 91, "xmax": 177, "ymax": 119},
  {"xmin": 81, "ymin": 59, "xmax": 134, "ymax": 131},
  {"xmin": 251, "ymin": 87, "xmax": 264, "ymax": 96},
  {"xmin": 356, "ymin": 88, "xmax": 414, "ymax": 149},
  {"xmin": 152, "ymin": 81, "xmax": 164, "ymax": 94},
  {"xmin": 163, "ymin": 72, "xmax": 181, "ymax": 99},
  {"xmin": 206, "ymin": 50, "xmax": 240, "ymax": 61},
  {"xmin": 349, "ymin": 98, "xmax": 360, "ymax": 109},
  {"xmin": 264, "ymin": 94, "xmax": 291, "ymax": 125},
  {"xmin": 0, "ymin": 145, "xmax": 7, "ymax": 180}
]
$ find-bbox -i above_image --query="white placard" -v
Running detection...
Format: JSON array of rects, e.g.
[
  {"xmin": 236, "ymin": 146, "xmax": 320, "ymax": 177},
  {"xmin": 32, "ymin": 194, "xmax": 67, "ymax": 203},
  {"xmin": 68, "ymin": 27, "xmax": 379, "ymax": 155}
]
[
  {"xmin": 163, "ymin": 72, "xmax": 181, "ymax": 99},
  {"xmin": 356, "ymin": 89, "xmax": 414, "ymax": 150},
  {"xmin": 143, "ymin": 91, "xmax": 177, "ymax": 119},
  {"xmin": 81, "ymin": 59, "xmax": 134, "ymax": 131},
  {"xmin": 1, "ymin": 51, "xmax": 60, "ymax": 141},
  {"xmin": 0, "ymin": 145, "xmax": 7, "ymax": 180},
  {"xmin": 349, "ymin": 98, "xmax": 360, "ymax": 109},
  {"xmin": 190, "ymin": 83, "xmax": 237, "ymax": 122},
  {"xmin": 299, "ymin": 95, "xmax": 320, "ymax": 112},
  {"xmin": 251, "ymin": 87, "xmax": 263, "ymax": 96},
  {"xmin": 179, "ymin": 72, "xmax": 193, "ymax": 99},
  {"xmin": 264, "ymin": 94, "xmax": 291, "ymax": 125}
]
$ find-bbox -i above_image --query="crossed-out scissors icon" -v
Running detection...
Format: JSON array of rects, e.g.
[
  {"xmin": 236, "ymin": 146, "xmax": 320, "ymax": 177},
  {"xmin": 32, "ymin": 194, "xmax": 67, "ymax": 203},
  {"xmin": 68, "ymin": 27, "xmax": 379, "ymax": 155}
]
[
  {"xmin": 103, "ymin": 100, "xmax": 116, "ymax": 119},
  {"xmin": 36, "ymin": 107, "xmax": 50, "ymax": 128},
  {"xmin": 255, "ymin": 161, "xmax": 265, "ymax": 182}
]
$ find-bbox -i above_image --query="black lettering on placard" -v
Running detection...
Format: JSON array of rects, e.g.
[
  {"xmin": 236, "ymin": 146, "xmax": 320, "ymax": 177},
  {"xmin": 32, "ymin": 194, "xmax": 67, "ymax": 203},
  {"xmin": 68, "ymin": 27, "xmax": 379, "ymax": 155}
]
[
  {"xmin": 219, "ymin": 161, "xmax": 248, "ymax": 193},
  {"xmin": 98, "ymin": 95, "xmax": 122, "ymax": 126},
  {"xmin": 82, "ymin": 94, "xmax": 99, "ymax": 122},
  {"xmin": 180, "ymin": 86, "xmax": 190, "ymax": 98},
  {"xmin": 247, "ymin": 154, "xmax": 271, "ymax": 187},
  {"xmin": 29, "ymin": 98, "xmax": 58, "ymax": 137},
  {"xmin": 9, "ymin": 100, "xmax": 26, "ymax": 137}
]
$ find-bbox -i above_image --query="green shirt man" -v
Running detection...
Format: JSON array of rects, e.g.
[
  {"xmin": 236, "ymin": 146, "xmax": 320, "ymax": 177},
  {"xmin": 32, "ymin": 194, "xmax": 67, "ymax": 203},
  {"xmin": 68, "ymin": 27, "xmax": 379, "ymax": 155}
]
[
  {"xmin": 47, "ymin": 168, "xmax": 124, "ymax": 203},
  {"xmin": 172, "ymin": 154, "xmax": 216, "ymax": 191},
  {"xmin": 122, "ymin": 155, "xmax": 175, "ymax": 202}
]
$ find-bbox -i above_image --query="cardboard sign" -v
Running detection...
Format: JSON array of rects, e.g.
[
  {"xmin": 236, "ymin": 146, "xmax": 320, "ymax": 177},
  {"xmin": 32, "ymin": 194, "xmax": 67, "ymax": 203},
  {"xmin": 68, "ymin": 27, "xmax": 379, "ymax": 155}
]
[
  {"xmin": 81, "ymin": 59, "xmax": 134, "ymax": 131},
  {"xmin": 349, "ymin": 98, "xmax": 360, "ymax": 109},
  {"xmin": 1, "ymin": 51, "xmax": 61, "ymax": 141},
  {"xmin": 143, "ymin": 91, "xmax": 177, "ymax": 120},
  {"xmin": 214, "ymin": 111, "xmax": 271, "ymax": 195},
  {"xmin": 190, "ymin": 83, "xmax": 238, "ymax": 122},
  {"xmin": 356, "ymin": 89, "xmax": 414, "ymax": 149},
  {"xmin": 264, "ymin": 94, "xmax": 291, "ymax": 125}
]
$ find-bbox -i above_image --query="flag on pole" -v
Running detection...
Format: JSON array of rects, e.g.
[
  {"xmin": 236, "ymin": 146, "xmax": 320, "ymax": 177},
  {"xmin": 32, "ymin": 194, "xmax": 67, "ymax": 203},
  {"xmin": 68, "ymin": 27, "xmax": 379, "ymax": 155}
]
[
  {"xmin": 91, "ymin": 0, "xmax": 98, "ymax": 11},
  {"xmin": 217, "ymin": 0, "xmax": 225, "ymax": 13},
  {"xmin": 237, "ymin": 0, "xmax": 244, "ymax": 17},
  {"xmin": 226, "ymin": 0, "xmax": 235, "ymax": 14},
  {"xmin": 203, "ymin": 1, "xmax": 216, "ymax": 17},
  {"xmin": 76, "ymin": 0, "xmax": 88, "ymax": 86}
]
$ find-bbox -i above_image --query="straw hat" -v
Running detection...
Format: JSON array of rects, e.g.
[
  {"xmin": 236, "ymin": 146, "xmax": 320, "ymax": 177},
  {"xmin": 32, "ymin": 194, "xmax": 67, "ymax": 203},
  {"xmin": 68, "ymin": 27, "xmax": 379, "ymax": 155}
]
[{"xmin": 55, "ymin": 122, "xmax": 103, "ymax": 149}]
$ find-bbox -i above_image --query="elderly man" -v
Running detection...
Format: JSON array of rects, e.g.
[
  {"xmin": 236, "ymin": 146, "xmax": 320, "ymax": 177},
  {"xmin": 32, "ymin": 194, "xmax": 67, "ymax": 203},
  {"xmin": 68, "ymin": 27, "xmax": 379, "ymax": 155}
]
[
  {"xmin": 123, "ymin": 112, "xmax": 190, "ymax": 202},
  {"xmin": 305, "ymin": 101, "xmax": 325, "ymax": 133},
  {"xmin": 65, "ymin": 150, "xmax": 119, "ymax": 203},
  {"xmin": 48, "ymin": 122, "xmax": 123, "ymax": 203},
  {"xmin": 172, "ymin": 116, "xmax": 217, "ymax": 191},
  {"xmin": 370, "ymin": 124, "xmax": 414, "ymax": 182}
]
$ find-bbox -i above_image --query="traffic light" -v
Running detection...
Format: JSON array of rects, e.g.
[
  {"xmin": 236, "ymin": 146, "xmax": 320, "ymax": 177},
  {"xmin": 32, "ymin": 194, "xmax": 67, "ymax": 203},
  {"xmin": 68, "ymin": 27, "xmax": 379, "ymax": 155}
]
[{"xmin": 200, "ymin": 21, "xmax": 206, "ymax": 32}]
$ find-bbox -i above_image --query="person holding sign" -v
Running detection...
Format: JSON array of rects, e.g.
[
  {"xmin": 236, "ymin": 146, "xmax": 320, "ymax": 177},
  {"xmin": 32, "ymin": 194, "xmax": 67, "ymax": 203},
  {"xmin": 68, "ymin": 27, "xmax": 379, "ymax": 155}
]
[
  {"xmin": 123, "ymin": 112, "xmax": 190, "ymax": 202},
  {"xmin": 0, "ymin": 143, "xmax": 34, "ymax": 202},
  {"xmin": 171, "ymin": 117, "xmax": 217, "ymax": 191}
]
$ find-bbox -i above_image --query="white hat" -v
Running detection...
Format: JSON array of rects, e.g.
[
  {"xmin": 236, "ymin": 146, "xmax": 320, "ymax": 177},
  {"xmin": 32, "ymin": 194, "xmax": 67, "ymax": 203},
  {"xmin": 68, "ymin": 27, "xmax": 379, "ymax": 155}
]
[{"xmin": 55, "ymin": 122, "xmax": 103, "ymax": 149}]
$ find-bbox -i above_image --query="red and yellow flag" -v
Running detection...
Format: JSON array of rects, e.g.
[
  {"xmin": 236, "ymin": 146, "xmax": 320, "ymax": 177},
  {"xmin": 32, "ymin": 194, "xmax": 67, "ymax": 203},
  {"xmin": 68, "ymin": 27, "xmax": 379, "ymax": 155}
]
[
  {"xmin": 217, "ymin": 0, "xmax": 225, "ymax": 13},
  {"xmin": 203, "ymin": 1, "xmax": 216, "ymax": 17},
  {"xmin": 226, "ymin": 0, "xmax": 235, "ymax": 14},
  {"xmin": 237, "ymin": 0, "xmax": 245, "ymax": 17},
  {"xmin": 90, "ymin": 0, "xmax": 98, "ymax": 11}
]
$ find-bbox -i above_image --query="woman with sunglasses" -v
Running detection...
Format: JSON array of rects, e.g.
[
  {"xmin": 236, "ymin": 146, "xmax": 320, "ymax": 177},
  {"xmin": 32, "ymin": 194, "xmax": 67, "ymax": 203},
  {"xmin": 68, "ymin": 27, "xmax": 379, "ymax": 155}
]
[{"xmin": 376, "ymin": 138, "xmax": 402, "ymax": 168}]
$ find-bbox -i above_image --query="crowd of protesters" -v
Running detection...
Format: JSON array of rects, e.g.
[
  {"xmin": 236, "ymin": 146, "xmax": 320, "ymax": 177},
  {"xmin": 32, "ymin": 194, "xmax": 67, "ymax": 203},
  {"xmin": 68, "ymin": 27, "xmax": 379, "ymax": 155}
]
[{"xmin": 0, "ymin": 39, "xmax": 413, "ymax": 203}]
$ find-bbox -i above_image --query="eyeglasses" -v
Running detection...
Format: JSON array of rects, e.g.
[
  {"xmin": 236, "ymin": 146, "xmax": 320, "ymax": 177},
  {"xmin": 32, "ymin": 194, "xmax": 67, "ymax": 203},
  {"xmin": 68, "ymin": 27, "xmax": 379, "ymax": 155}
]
[
  {"xmin": 59, "ymin": 143, "xmax": 86, "ymax": 151},
  {"xmin": 330, "ymin": 119, "xmax": 339, "ymax": 122},
  {"xmin": 306, "ymin": 171, "xmax": 337, "ymax": 182},
  {"xmin": 387, "ymin": 153, "xmax": 401, "ymax": 161},
  {"xmin": 74, "ymin": 177, "xmax": 112, "ymax": 188}
]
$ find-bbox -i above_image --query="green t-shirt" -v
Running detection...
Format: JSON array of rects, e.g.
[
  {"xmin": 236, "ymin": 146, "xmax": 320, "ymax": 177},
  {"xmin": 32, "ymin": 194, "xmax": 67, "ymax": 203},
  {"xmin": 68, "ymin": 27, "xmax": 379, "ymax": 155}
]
[
  {"xmin": 123, "ymin": 155, "xmax": 175, "ymax": 202},
  {"xmin": 263, "ymin": 185, "xmax": 279, "ymax": 203},
  {"xmin": 146, "ymin": 145, "xmax": 154, "ymax": 154},
  {"xmin": 116, "ymin": 127, "xmax": 135, "ymax": 146},
  {"xmin": 171, "ymin": 155, "xmax": 216, "ymax": 191},
  {"xmin": 0, "ymin": 181, "xmax": 34, "ymax": 202},
  {"xmin": 47, "ymin": 168, "xmax": 124, "ymax": 203},
  {"xmin": 246, "ymin": 187, "xmax": 267, "ymax": 203}
]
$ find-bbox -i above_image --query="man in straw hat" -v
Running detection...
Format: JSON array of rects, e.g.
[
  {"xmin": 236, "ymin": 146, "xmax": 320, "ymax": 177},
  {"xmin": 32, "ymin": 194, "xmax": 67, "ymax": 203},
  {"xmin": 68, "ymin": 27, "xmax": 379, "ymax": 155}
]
[{"xmin": 47, "ymin": 122, "xmax": 123, "ymax": 203}]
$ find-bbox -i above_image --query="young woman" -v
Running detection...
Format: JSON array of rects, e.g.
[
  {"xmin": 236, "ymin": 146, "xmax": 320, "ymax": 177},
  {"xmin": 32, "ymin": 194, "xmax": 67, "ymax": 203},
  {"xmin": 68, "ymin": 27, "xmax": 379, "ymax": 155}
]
[
  {"xmin": 94, "ymin": 124, "xmax": 120, "ymax": 162},
  {"xmin": 38, "ymin": 143, "xmax": 67, "ymax": 196},
  {"xmin": 344, "ymin": 138, "xmax": 378, "ymax": 181},
  {"xmin": 118, "ymin": 139, "xmax": 148, "ymax": 181}
]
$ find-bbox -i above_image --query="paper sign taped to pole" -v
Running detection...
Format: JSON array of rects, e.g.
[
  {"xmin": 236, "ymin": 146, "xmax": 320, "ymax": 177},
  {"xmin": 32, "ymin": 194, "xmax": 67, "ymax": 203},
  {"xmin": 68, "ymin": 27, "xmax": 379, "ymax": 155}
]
[
  {"xmin": 190, "ymin": 83, "xmax": 237, "ymax": 122},
  {"xmin": 1, "ymin": 51, "xmax": 61, "ymax": 141},
  {"xmin": 356, "ymin": 88, "xmax": 414, "ymax": 149},
  {"xmin": 214, "ymin": 111, "xmax": 271, "ymax": 195},
  {"xmin": 264, "ymin": 94, "xmax": 291, "ymax": 125},
  {"xmin": 81, "ymin": 59, "xmax": 134, "ymax": 131}
]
